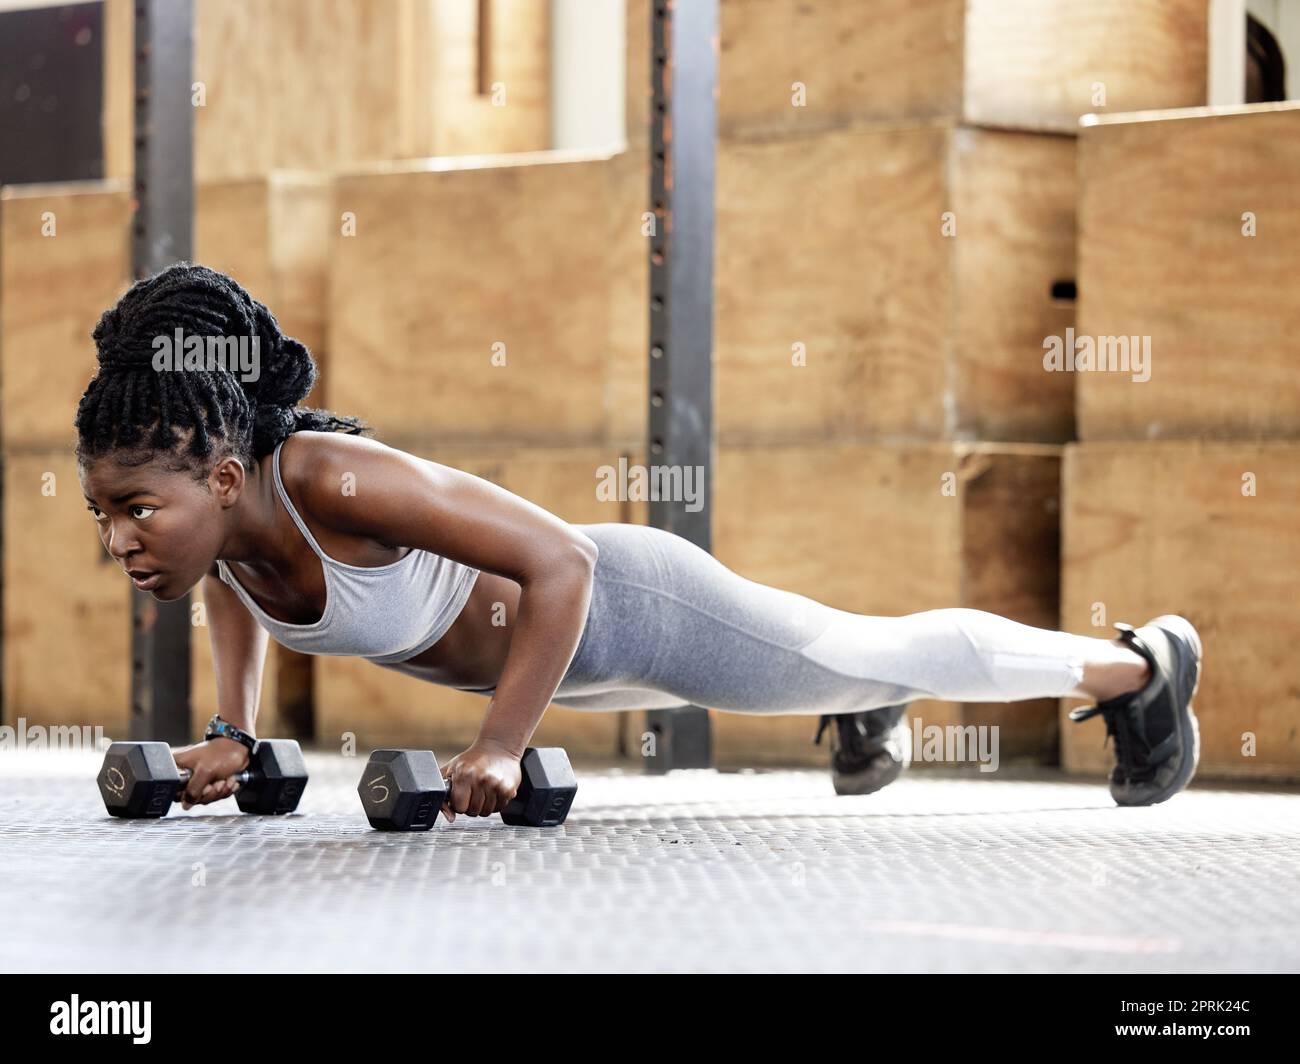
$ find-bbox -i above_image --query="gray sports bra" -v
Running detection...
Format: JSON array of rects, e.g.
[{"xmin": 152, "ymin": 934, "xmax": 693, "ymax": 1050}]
[{"xmin": 215, "ymin": 438, "xmax": 480, "ymax": 664}]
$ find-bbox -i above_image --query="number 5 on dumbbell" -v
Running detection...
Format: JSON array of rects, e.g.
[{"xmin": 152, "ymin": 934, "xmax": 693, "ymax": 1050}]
[
  {"xmin": 98, "ymin": 740, "xmax": 308, "ymax": 818},
  {"xmin": 358, "ymin": 747, "xmax": 576, "ymax": 831}
]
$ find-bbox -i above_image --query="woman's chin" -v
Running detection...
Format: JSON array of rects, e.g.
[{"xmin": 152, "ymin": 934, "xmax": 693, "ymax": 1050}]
[
  {"xmin": 138, "ymin": 575, "xmax": 185, "ymax": 601},
  {"xmin": 154, "ymin": 577, "xmax": 199, "ymax": 602}
]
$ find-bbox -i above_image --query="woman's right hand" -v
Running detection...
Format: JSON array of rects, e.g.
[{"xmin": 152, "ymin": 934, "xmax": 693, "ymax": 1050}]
[{"xmin": 173, "ymin": 737, "xmax": 251, "ymax": 809}]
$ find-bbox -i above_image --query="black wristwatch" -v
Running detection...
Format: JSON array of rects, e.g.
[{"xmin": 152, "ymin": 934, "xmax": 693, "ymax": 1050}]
[{"xmin": 204, "ymin": 714, "xmax": 257, "ymax": 752}]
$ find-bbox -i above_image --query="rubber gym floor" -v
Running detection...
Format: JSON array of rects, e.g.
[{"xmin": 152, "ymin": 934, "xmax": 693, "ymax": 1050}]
[{"xmin": 2, "ymin": 748, "xmax": 1297, "ymax": 974}]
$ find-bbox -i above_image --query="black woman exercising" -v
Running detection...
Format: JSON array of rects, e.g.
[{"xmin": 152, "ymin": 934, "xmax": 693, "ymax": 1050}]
[{"xmin": 75, "ymin": 266, "xmax": 1202, "ymax": 817}]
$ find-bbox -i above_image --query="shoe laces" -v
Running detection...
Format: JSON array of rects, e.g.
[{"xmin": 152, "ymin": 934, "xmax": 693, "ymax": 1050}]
[{"xmin": 1071, "ymin": 700, "xmax": 1151, "ymax": 781}]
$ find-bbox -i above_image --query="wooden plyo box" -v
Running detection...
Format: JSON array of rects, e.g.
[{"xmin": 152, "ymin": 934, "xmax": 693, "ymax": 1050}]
[
  {"xmin": 326, "ymin": 151, "xmax": 621, "ymax": 451},
  {"xmin": 1078, "ymin": 103, "xmax": 1300, "ymax": 441},
  {"xmin": 713, "ymin": 124, "xmax": 1077, "ymax": 444},
  {"xmin": 626, "ymin": 0, "xmax": 1207, "ymax": 146},
  {"xmin": 0, "ymin": 182, "xmax": 130, "ymax": 451},
  {"xmin": 609, "ymin": 122, "xmax": 1076, "ymax": 448},
  {"xmin": 1061, "ymin": 442, "xmax": 1300, "ymax": 781},
  {"xmin": 2, "ymin": 450, "xmax": 129, "ymax": 735},
  {"xmin": 105, "ymin": 0, "xmax": 552, "ymax": 182}
]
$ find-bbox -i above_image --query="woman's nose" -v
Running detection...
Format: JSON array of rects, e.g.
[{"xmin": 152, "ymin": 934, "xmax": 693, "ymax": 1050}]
[{"xmin": 105, "ymin": 521, "xmax": 139, "ymax": 560}]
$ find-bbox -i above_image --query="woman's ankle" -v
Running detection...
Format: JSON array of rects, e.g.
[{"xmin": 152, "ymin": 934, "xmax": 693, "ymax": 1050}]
[{"xmin": 1072, "ymin": 640, "xmax": 1152, "ymax": 702}]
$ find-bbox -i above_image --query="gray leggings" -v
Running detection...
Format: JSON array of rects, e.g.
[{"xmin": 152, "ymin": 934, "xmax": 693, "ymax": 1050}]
[{"xmin": 478, "ymin": 522, "xmax": 1090, "ymax": 715}]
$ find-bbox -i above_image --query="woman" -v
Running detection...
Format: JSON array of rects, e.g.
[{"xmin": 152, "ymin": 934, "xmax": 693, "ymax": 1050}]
[{"xmin": 75, "ymin": 265, "xmax": 1202, "ymax": 818}]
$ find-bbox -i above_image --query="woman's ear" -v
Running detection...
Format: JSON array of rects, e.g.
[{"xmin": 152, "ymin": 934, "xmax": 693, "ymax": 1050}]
[{"xmin": 209, "ymin": 455, "xmax": 248, "ymax": 508}]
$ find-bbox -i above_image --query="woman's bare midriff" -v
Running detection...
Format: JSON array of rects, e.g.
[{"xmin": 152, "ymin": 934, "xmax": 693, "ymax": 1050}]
[{"xmin": 376, "ymin": 569, "xmax": 523, "ymax": 689}]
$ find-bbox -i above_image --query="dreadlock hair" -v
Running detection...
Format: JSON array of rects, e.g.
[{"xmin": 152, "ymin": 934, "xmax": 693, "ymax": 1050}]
[{"xmin": 75, "ymin": 263, "xmax": 368, "ymax": 478}]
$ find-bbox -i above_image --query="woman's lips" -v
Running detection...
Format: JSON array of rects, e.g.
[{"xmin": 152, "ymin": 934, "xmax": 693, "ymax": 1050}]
[{"xmin": 128, "ymin": 571, "xmax": 163, "ymax": 591}]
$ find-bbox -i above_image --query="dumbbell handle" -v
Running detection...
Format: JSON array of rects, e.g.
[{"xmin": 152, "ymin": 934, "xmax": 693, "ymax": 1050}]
[{"xmin": 173, "ymin": 767, "xmax": 257, "ymax": 795}]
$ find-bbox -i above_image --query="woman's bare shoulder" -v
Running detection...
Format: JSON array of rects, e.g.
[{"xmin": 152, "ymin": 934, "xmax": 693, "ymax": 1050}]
[{"xmin": 275, "ymin": 431, "xmax": 436, "ymax": 528}]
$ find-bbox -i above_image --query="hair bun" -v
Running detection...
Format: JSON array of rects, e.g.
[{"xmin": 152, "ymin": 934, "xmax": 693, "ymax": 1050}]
[
  {"xmin": 239, "ymin": 307, "xmax": 316, "ymax": 411},
  {"xmin": 91, "ymin": 305, "xmax": 122, "ymax": 352},
  {"xmin": 91, "ymin": 303, "xmax": 158, "ymax": 371}
]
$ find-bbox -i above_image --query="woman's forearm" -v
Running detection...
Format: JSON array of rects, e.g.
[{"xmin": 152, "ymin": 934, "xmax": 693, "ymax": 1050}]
[
  {"xmin": 203, "ymin": 572, "xmax": 270, "ymax": 736},
  {"xmin": 475, "ymin": 558, "xmax": 596, "ymax": 757},
  {"xmin": 211, "ymin": 622, "xmax": 269, "ymax": 735}
]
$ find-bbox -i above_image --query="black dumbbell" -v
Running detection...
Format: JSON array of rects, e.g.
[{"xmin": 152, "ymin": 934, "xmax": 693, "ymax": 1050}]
[
  {"xmin": 358, "ymin": 746, "xmax": 576, "ymax": 831},
  {"xmin": 98, "ymin": 739, "xmax": 309, "ymax": 818}
]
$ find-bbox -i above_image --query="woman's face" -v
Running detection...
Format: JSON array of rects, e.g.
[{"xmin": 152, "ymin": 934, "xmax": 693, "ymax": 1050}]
[{"xmin": 78, "ymin": 453, "xmax": 237, "ymax": 601}]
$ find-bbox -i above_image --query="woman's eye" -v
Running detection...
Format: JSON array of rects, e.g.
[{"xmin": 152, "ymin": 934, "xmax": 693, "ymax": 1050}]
[
  {"xmin": 88, "ymin": 506, "xmax": 106, "ymax": 522},
  {"xmin": 130, "ymin": 505, "xmax": 157, "ymax": 520}
]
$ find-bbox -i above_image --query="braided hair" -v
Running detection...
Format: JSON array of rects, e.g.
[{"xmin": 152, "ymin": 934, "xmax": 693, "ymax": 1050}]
[{"xmin": 75, "ymin": 263, "xmax": 368, "ymax": 476}]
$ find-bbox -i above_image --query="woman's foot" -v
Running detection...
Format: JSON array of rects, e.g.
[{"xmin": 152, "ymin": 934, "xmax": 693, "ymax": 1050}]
[
  {"xmin": 814, "ymin": 705, "xmax": 912, "ymax": 795},
  {"xmin": 1069, "ymin": 615, "xmax": 1203, "ymax": 807}
]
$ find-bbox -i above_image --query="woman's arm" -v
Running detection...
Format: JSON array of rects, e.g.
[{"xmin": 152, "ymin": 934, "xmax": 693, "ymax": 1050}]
[
  {"xmin": 171, "ymin": 564, "xmax": 272, "ymax": 808},
  {"xmin": 285, "ymin": 432, "xmax": 598, "ymax": 757},
  {"xmin": 202, "ymin": 562, "xmax": 272, "ymax": 735}
]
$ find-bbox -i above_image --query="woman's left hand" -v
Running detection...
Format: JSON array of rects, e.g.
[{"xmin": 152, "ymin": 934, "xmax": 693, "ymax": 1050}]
[{"xmin": 439, "ymin": 739, "xmax": 524, "ymax": 822}]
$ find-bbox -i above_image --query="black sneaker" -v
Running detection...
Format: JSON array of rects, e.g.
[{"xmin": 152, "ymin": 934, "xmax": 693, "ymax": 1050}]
[
  {"xmin": 814, "ymin": 704, "xmax": 911, "ymax": 795},
  {"xmin": 1068, "ymin": 615, "xmax": 1202, "ymax": 807}
]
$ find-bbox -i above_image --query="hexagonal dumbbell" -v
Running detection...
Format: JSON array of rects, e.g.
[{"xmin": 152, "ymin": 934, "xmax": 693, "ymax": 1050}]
[
  {"xmin": 98, "ymin": 739, "xmax": 308, "ymax": 818},
  {"xmin": 358, "ymin": 746, "xmax": 577, "ymax": 831}
]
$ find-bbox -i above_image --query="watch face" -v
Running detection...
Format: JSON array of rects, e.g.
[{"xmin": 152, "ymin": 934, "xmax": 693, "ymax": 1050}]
[
  {"xmin": 206, "ymin": 719, "xmax": 253, "ymax": 748},
  {"xmin": 206, "ymin": 719, "xmax": 238, "ymax": 742}
]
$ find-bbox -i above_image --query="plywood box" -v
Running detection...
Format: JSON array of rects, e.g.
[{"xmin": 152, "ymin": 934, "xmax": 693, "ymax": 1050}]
[
  {"xmin": 326, "ymin": 151, "xmax": 619, "ymax": 450},
  {"xmin": 709, "ymin": 442, "xmax": 1063, "ymax": 768},
  {"xmin": 1061, "ymin": 441, "xmax": 1300, "ymax": 781},
  {"xmin": 105, "ymin": 0, "xmax": 552, "ymax": 184},
  {"xmin": 607, "ymin": 129, "xmax": 1076, "ymax": 449},
  {"xmin": 196, "ymin": 173, "xmax": 335, "ymax": 378},
  {"xmin": 314, "ymin": 444, "xmax": 646, "ymax": 756},
  {"xmin": 0, "ymin": 182, "xmax": 130, "ymax": 452},
  {"xmin": 625, "ymin": 0, "xmax": 1207, "ymax": 146},
  {"xmin": 1078, "ymin": 103, "xmax": 1300, "ymax": 441},
  {"xmin": 713, "ymin": 124, "xmax": 1077, "ymax": 445},
  {"xmin": 2, "ymin": 451, "xmax": 129, "ymax": 735},
  {"xmin": 426, "ymin": 0, "xmax": 553, "ymax": 158}
]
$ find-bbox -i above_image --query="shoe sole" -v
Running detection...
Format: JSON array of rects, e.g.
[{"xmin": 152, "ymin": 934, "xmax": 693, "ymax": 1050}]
[{"xmin": 1121, "ymin": 614, "xmax": 1202, "ymax": 807}]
